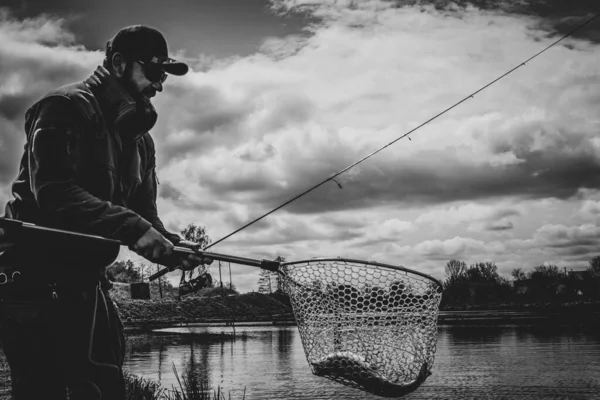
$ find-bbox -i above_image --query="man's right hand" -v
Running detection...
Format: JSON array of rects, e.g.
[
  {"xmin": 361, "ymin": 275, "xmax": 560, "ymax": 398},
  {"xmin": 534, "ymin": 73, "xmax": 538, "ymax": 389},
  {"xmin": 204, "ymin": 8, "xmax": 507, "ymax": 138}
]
[
  {"xmin": 0, "ymin": 228, "xmax": 15, "ymax": 252},
  {"xmin": 130, "ymin": 227, "xmax": 174, "ymax": 263}
]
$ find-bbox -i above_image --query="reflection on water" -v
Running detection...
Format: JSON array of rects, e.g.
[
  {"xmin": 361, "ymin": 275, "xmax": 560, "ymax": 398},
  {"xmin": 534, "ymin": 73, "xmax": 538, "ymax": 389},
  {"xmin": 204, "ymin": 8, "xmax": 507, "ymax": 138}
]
[{"xmin": 123, "ymin": 325, "xmax": 600, "ymax": 399}]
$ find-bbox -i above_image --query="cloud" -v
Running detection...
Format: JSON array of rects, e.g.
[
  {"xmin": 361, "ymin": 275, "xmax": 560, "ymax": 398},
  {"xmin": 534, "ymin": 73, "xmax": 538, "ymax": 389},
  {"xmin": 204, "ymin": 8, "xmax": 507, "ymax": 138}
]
[
  {"xmin": 577, "ymin": 200, "xmax": 600, "ymax": 218},
  {"xmin": 413, "ymin": 236, "xmax": 506, "ymax": 260},
  {"xmin": 136, "ymin": 1, "xmax": 600, "ymax": 290},
  {"xmin": 533, "ymin": 223, "xmax": 600, "ymax": 249},
  {"xmin": 147, "ymin": 1, "xmax": 600, "ymax": 221},
  {"xmin": 483, "ymin": 219, "xmax": 514, "ymax": 231},
  {"xmin": 2, "ymin": 1, "xmax": 600, "ymax": 293},
  {"xmin": 415, "ymin": 202, "xmax": 521, "ymax": 232},
  {"xmin": 0, "ymin": 8, "xmax": 76, "ymax": 45},
  {"xmin": 368, "ymin": 219, "xmax": 600, "ymax": 281},
  {"xmin": 0, "ymin": 9, "xmax": 101, "ymax": 184},
  {"xmin": 499, "ymin": 221, "xmax": 600, "ymax": 267}
]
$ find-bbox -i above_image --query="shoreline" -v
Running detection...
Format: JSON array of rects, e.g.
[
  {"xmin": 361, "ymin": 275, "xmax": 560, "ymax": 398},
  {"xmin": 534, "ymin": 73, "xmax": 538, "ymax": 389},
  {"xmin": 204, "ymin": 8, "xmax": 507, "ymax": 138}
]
[
  {"xmin": 113, "ymin": 289, "xmax": 600, "ymax": 330},
  {"xmin": 123, "ymin": 309, "xmax": 600, "ymax": 331},
  {"xmin": 437, "ymin": 309, "xmax": 600, "ymax": 326}
]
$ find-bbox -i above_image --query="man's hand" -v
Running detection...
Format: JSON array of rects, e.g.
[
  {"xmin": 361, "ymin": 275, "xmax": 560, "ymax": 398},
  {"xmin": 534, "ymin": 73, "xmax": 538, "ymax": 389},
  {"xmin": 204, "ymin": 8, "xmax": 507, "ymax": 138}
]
[
  {"xmin": 130, "ymin": 227, "xmax": 174, "ymax": 262},
  {"xmin": 177, "ymin": 240, "xmax": 213, "ymax": 271},
  {"xmin": 0, "ymin": 228, "xmax": 15, "ymax": 252}
]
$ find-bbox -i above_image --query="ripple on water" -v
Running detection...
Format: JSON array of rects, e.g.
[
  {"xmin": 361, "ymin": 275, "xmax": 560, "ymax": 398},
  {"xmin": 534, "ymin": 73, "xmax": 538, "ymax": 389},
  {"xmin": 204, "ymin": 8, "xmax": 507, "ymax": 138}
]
[{"xmin": 123, "ymin": 325, "xmax": 600, "ymax": 399}]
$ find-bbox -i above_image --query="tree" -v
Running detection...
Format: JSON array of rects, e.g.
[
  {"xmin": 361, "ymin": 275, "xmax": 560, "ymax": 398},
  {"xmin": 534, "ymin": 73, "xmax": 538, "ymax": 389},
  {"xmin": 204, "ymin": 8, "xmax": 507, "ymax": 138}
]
[
  {"xmin": 180, "ymin": 223, "xmax": 211, "ymax": 247},
  {"xmin": 463, "ymin": 262, "xmax": 503, "ymax": 304},
  {"xmin": 588, "ymin": 255, "xmax": 600, "ymax": 273},
  {"xmin": 257, "ymin": 270, "xmax": 273, "ymax": 294},
  {"xmin": 511, "ymin": 268, "xmax": 528, "ymax": 281},
  {"xmin": 466, "ymin": 262, "xmax": 500, "ymax": 282},
  {"xmin": 154, "ymin": 264, "xmax": 164, "ymax": 298},
  {"xmin": 527, "ymin": 264, "xmax": 564, "ymax": 302},
  {"xmin": 273, "ymin": 255, "xmax": 286, "ymax": 293},
  {"xmin": 214, "ymin": 281, "xmax": 237, "ymax": 293},
  {"xmin": 138, "ymin": 263, "xmax": 151, "ymax": 282},
  {"xmin": 445, "ymin": 259, "xmax": 466, "ymax": 285},
  {"xmin": 180, "ymin": 223, "xmax": 212, "ymax": 280},
  {"xmin": 442, "ymin": 260, "xmax": 510, "ymax": 306},
  {"xmin": 107, "ymin": 259, "xmax": 141, "ymax": 283},
  {"xmin": 530, "ymin": 264, "xmax": 563, "ymax": 281},
  {"xmin": 442, "ymin": 260, "xmax": 469, "ymax": 305},
  {"xmin": 257, "ymin": 255, "xmax": 286, "ymax": 294}
]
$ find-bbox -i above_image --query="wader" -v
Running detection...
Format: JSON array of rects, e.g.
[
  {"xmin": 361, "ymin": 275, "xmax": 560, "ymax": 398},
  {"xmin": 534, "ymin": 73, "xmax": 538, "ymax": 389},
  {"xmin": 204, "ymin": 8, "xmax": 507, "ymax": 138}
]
[{"xmin": 0, "ymin": 266, "xmax": 125, "ymax": 400}]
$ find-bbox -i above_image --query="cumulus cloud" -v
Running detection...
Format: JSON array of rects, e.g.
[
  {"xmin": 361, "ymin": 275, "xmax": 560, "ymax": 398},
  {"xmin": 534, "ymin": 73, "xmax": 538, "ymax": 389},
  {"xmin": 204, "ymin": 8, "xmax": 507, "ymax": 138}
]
[
  {"xmin": 532, "ymin": 223, "xmax": 600, "ymax": 249},
  {"xmin": 414, "ymin": 236, "xmax": 505, "ymax": 259},
  {"xmin": 149, "ymin": 1, "xmax": 600, "ymax": 221},
  {"xmin": 0, "ymin": 9, "xmax": 101, "ymax": 184},
  {"xmin": 415, "ymin": 202, "xmax": 522, "ymax": 232},
  {"xmin": 577, "ymin": 200, "xmax": 600, "ymax": 218},
  {"xmin": 2, "ymin": 1, "xmax": 600, "ymax": 292},
  {"xmin": 127, "ymin": 1, "xmax": 600, "ymax": 289}
]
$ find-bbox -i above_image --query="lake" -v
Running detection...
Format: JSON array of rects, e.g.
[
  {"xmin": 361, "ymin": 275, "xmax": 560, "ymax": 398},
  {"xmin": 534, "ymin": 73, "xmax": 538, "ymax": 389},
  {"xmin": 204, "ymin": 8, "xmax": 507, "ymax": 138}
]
[{"xmin": 123, "ymin": 324, "xmax": 600, "ymax": 399}]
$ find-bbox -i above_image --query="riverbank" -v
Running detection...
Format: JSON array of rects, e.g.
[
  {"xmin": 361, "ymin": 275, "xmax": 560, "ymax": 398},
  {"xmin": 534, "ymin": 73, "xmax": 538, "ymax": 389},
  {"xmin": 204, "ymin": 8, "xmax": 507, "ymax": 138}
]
[
  {"xmin": 439, "ymin": 301, "xmax": 600, "ymax": 326},
  {"xmin": 115, "ymin": 292, "xmax": 294, "ymax": 329},
  {"xmin": 114, "ymin": 290, "xmax": 600, "ymax": 328}
]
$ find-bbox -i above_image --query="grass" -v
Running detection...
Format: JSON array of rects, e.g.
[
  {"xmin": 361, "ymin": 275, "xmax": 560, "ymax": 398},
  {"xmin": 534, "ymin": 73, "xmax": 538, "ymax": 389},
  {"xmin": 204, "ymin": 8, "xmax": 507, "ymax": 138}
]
[
  {"xmin": 124, "ymin": 364, "xmax": 245, "ymax": 400},
  {"xmin": 0, "ymin": 364, "xmax": 243, "ymax": 400}
]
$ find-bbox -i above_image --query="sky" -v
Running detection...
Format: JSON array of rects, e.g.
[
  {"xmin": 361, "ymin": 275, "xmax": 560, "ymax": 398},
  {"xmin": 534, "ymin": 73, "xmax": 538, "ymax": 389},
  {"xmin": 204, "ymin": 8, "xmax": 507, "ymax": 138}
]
[{"xmin": 1, "ymin": 0, "xmax": 600, "ymax": 293}]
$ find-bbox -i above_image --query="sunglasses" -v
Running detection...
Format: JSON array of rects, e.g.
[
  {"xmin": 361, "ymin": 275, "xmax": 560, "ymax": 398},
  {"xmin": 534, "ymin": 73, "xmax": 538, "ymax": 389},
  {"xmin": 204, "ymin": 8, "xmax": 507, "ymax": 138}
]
[{"xmin": 135, "ymin": 60, "xmax": 168, "ymax": 84}]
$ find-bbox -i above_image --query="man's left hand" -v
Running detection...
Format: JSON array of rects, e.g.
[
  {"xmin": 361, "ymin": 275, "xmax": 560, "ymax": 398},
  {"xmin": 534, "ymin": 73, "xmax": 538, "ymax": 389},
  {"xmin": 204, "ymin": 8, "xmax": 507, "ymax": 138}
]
[{"xmin": 177, "ymin": 240, "xmax": 213, "ymax": 271}]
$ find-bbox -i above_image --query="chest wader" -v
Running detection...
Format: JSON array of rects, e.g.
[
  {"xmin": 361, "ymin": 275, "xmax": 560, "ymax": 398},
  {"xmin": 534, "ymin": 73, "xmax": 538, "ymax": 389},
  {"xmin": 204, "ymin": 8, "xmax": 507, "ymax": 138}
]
[
  {"xmin": 0, "ymin": 218, "xmax": 125, "ymax": 400},
  {"xmin": 0, "ymin": 273, "xmax": 125, "ymax": 400}
]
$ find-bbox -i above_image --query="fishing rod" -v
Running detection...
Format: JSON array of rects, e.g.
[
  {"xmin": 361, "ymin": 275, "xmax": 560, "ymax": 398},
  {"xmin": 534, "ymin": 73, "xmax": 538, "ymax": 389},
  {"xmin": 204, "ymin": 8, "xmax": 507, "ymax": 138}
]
[
  {"xmin": 203, "ymin": 10, "xmax": 600, "ymax": 251},
  {"xmin": 0, "ymin": 218, "xmax": 279, "ymax": 273}
]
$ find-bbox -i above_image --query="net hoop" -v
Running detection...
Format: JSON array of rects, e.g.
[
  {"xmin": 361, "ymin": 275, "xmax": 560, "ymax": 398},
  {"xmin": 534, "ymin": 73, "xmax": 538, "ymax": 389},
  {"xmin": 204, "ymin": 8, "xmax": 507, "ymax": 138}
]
[
  {"xmin": 279, "ymin": 258, "xmax": 443, "ymax": 398},
  {"xmin": 281, "ymin": 257, "xmax": 443, "ymax": 287}
]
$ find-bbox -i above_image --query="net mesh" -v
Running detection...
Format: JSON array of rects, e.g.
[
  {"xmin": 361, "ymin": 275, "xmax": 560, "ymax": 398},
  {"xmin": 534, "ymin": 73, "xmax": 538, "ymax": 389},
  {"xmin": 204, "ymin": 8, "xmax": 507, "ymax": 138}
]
[{"xmin": 280, "ymin": 258, "xmax": 443, "ymax": 398}]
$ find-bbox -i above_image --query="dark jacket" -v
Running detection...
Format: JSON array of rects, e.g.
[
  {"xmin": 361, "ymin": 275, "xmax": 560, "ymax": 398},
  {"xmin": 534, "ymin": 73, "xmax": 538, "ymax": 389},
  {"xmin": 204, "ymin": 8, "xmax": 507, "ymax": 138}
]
[{"xmin": 2, "ymin": 67, "xmax": 179, "ymax": 283}]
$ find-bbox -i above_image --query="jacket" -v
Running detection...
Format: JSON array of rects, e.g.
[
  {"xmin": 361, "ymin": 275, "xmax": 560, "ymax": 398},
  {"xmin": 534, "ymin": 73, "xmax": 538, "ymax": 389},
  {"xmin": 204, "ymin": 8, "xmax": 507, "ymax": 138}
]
[{"xmin": 1, "ymin": 66, "xmax": 180, "ymax": 283}]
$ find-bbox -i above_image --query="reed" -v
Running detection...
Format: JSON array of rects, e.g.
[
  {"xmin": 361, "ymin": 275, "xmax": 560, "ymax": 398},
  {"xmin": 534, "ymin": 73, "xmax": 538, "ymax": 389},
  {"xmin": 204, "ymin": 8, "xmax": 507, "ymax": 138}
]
[{"xmin": 124, "ymin": 365, "xmax": 245, "ymax": 400}]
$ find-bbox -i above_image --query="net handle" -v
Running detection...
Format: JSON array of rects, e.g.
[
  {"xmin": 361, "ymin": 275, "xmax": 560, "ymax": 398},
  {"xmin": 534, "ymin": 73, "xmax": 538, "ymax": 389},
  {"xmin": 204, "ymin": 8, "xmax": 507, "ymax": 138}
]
[
  {"xmin": 148, "ymin": 248, "xmax": 280, "ymax": 281},
  {"xmin": 0, "ymin": 218, "xmax": 280, "ymax": 281}
]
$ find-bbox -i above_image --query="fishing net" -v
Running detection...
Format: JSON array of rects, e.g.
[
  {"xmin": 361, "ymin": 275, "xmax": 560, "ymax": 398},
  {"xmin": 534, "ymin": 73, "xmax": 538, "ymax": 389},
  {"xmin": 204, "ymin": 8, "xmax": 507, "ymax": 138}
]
[{"xmin": 280, "ymin": 258, "xmax": 443, "ymax": 398}]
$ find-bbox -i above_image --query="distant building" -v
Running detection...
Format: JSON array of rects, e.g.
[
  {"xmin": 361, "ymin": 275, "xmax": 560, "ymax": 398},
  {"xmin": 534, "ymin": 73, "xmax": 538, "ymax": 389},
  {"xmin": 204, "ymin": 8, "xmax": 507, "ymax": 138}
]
[
  {"xmin": 568, "ymin": 270, "xmax": 588, "ymax": 280},
  {"xmin": 513, "ymin": 279, "xmax": 531, "ymax": 295}
]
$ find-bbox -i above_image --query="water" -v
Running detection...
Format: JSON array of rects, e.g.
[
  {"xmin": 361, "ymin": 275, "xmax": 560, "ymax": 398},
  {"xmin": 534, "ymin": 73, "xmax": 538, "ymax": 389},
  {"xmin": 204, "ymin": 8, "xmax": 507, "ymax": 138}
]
[{"xmin": 123, "ymin": 325, "xmax": 600, "ymax": 399}]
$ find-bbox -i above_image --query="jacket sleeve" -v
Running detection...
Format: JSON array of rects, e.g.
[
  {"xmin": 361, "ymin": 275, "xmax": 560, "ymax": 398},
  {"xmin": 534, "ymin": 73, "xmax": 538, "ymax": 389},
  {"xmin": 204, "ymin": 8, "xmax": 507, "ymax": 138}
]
[
  {"xmin": 27, "ymin": 95, "xmax": 153, "ymax": 245},
  {"xmin": 130, "ymin": 135, "xmax": 182, "ymax": 245}
]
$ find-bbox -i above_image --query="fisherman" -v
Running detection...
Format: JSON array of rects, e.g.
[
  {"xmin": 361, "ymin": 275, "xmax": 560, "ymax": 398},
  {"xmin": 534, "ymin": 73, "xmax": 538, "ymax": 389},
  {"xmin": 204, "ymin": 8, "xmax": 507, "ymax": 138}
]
[{"xmin": 0, "ymin": 25, "xmax": 210, "ymax": 400}]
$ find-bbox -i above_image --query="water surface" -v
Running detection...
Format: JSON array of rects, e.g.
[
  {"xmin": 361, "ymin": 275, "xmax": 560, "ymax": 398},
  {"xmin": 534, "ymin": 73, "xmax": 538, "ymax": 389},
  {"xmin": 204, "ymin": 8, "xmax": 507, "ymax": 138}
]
[{"xmin": 123, "ymin": 325, "xmax": 600, "ymax": 399}]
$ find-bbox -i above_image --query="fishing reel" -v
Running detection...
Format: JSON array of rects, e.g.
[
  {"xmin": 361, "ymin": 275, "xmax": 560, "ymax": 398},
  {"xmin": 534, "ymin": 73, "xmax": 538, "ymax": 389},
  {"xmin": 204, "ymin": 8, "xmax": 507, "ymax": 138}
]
[{"xmin": 177, "ymin": 268, "xmax": 213, "ymax": 298}]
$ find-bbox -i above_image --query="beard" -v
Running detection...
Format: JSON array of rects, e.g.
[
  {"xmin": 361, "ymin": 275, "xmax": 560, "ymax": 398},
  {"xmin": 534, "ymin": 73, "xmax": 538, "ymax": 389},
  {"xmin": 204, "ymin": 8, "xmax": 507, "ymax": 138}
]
[
  {"xmin": 119, "ymin": 63, "xmax": 146, "ymax": 101},
  {"xmin": 115, "ymin": 63, "xmax": 158, "ymax": 139}
]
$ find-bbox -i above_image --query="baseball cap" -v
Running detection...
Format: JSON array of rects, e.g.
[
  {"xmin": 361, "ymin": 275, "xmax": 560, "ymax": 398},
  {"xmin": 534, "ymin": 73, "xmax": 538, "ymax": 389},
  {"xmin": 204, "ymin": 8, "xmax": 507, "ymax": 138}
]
[{"xmin": 107, "ymin": 25, "xmax": 189, "ymax": 76}]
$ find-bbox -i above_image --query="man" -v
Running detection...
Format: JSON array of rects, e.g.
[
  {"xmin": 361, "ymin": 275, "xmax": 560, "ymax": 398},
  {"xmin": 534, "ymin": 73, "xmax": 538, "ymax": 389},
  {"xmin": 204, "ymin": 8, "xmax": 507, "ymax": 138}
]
[
  {"xmin": 0, "ymin": 25, "xmax": 209, "ymax": 399},
  {"xmin": 0, "ymin": 229, "xmax": 13, "ymax": 253}
]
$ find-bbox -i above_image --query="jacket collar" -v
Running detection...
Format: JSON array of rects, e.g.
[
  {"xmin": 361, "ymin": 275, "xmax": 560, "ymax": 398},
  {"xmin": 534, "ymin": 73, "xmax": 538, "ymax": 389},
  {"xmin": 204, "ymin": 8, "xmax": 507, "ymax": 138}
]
[{"xmin": 84, "ymin": 66, "xmax": 157, "ymax": 142}]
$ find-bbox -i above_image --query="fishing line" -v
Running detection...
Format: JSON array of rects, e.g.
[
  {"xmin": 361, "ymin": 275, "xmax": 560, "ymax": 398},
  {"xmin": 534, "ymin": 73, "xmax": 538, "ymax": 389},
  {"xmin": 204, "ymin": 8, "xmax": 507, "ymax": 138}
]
[{"xmin": 204, "ymin": 10, "xmax": 600, "ymax": 250}]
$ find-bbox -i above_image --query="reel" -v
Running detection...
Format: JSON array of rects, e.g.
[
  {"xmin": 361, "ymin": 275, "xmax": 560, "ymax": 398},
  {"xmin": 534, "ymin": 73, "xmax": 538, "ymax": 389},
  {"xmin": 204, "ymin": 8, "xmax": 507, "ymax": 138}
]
[{"xmin": 177, "ymin": 268, "xmax": 213, "ymax": 298}]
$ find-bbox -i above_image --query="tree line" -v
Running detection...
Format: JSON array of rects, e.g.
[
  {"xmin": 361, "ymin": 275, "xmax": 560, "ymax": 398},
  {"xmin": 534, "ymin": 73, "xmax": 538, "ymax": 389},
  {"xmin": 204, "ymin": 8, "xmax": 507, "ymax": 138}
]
[{"xmin": 442, "ymin": 257, "xmax": 600, "ymax": 308}]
